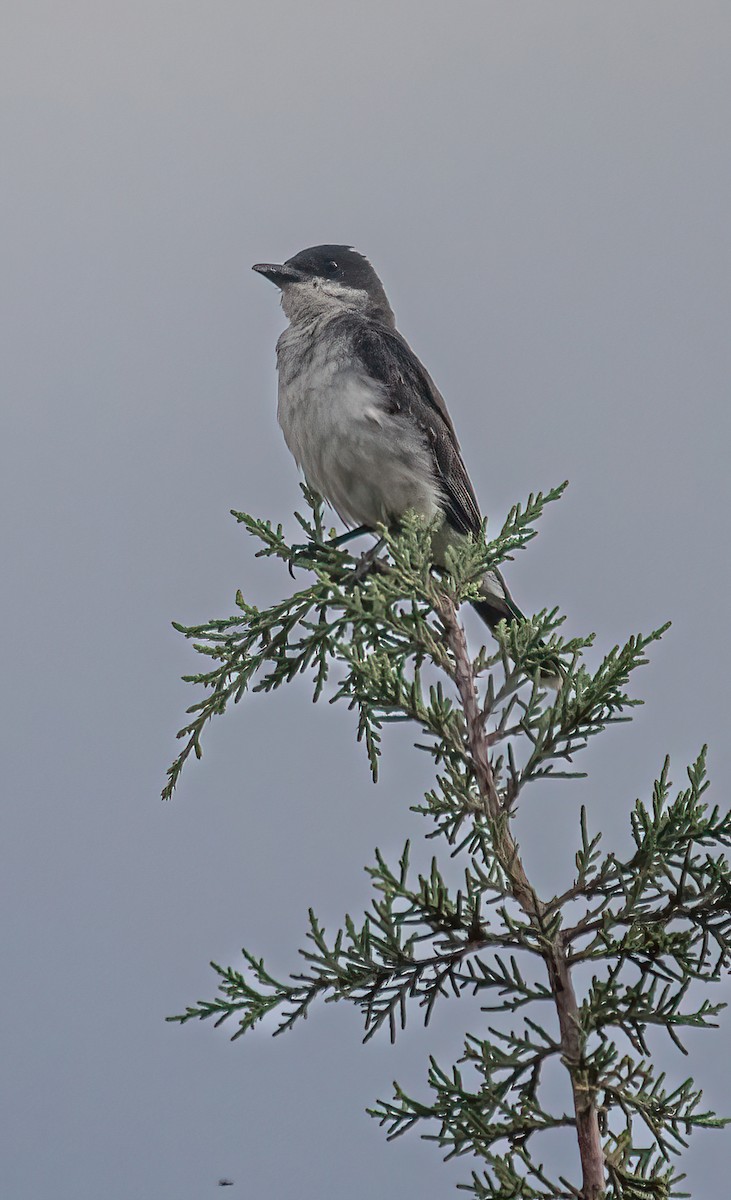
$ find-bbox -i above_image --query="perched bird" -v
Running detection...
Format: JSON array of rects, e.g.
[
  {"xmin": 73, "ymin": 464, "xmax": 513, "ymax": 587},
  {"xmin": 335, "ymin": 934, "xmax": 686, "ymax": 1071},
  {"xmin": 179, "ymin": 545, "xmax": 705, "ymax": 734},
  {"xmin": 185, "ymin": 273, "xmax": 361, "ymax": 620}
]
[{"xmin": 252, "ymin": 245, "xmax": 533, "ymax": 637}]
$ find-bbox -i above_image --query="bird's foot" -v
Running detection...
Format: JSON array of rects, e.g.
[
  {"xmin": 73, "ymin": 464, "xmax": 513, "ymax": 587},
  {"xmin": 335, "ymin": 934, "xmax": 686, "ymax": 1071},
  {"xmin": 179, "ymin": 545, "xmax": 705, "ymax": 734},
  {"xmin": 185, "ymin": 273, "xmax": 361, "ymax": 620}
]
[
  {"xmin": 330, "ymin": 524, "xmax": 373, "ymax": 548},
  {"xmin": 350, "ymin": 537, "xmax": 387, "ymax": 584},
  {"xmin": 289, "ymin": 524, "xmax": 372, "ymax": 557}
]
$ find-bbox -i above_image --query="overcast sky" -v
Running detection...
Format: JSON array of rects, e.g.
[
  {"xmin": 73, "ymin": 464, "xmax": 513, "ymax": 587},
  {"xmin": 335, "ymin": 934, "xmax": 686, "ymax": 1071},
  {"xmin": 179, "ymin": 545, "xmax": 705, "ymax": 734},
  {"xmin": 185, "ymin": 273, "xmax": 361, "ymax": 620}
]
[{"xmin": 2, "ymin": 3, "xmax": 730, "ymax": 1198}]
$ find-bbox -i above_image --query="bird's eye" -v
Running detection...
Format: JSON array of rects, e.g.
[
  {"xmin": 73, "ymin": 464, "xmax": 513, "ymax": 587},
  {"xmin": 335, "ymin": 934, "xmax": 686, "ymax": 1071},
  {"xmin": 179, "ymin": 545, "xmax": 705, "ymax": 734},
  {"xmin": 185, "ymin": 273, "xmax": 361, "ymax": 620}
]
[{"xmin": 324, "ymin": 260, "xmax": 339, "ymax": 277}]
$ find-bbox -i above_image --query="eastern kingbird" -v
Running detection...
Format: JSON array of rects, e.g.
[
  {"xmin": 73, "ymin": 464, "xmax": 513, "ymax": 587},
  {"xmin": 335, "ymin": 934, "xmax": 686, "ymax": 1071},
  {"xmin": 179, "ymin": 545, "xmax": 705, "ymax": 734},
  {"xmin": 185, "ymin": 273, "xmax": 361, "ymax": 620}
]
[{"xmin": 252, "ymin": 244, "xmax": 530, "ymax": 636}]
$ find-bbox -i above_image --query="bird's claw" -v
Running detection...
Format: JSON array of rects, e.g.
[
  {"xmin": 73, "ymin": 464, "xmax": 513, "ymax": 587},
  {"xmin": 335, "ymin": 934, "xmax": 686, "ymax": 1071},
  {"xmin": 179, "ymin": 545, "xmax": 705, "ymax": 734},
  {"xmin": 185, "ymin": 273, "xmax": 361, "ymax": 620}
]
[
  {"xmin": 349, "ymin": 537, "xmax": 387, "ymax": 584},
  {"xmin": 287, "ymin": 527, "xmax": 375, "ymax": 578}
]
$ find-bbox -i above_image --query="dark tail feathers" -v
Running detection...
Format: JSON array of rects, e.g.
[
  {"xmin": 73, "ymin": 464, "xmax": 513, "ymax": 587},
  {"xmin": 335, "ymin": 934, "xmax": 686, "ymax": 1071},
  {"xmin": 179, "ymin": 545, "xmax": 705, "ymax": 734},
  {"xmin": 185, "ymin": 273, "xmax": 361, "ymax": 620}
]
[{"xmin": 470, "ymin": 598, "xmax": 565, "ymax": 686}]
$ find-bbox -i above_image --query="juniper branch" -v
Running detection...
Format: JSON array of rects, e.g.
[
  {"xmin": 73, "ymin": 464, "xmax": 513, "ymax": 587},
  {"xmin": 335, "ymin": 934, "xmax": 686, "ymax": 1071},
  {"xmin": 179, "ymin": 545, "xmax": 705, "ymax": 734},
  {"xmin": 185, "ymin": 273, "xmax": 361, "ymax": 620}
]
[{"xmin": 165, "ymin": 489, "xmax": 729, "ymax": 1199}]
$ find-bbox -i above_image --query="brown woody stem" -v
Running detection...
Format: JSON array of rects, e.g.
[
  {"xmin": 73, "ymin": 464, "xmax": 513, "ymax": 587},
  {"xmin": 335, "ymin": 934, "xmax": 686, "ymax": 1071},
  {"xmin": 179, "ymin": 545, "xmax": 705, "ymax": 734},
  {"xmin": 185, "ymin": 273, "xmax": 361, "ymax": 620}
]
[{"xmin": 436, "ymin": 596, "xmax": 606, "ymax": 1200}]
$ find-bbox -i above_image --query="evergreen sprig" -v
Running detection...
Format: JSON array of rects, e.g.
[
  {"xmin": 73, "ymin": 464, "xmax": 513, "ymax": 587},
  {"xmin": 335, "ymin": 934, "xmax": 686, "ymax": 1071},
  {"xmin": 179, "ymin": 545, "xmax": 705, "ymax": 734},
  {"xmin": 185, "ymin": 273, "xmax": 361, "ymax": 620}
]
[{"xmin": 165, "ymin": 488, "xmax": 729, "ymax": 1199}]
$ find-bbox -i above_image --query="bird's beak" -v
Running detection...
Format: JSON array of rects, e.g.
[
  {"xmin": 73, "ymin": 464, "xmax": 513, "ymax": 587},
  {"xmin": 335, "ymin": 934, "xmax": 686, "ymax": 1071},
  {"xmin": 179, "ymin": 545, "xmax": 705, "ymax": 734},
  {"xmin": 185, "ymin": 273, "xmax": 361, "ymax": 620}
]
[{"xmin": 252, "ymin": 262, "xmax": 305, "ymax": 288}]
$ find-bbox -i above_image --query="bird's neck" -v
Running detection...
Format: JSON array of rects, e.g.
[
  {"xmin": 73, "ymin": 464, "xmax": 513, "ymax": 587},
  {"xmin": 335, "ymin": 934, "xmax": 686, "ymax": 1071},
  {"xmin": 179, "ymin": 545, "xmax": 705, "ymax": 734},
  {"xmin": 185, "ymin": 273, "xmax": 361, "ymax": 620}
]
[
  {"xmin": 281, "ymin": 286, "xmax": 354, "ymax": 326},
  {"xmin": 281, "ymin": 285, "xmax": 395, "ymax": 329}
]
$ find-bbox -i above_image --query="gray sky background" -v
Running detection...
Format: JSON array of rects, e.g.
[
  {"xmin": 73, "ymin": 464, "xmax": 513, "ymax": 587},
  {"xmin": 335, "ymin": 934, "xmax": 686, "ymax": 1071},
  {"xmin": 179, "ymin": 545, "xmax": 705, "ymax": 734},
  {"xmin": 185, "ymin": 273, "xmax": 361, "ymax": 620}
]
[{"xmin": 2, "ymin": 3, "xmax": 730, "ymax": 1197}]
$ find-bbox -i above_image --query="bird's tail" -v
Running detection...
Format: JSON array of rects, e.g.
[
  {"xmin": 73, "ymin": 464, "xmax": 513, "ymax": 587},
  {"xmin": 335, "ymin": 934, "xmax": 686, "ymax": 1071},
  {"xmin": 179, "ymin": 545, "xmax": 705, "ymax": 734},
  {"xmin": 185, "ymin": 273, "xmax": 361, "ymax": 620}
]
[{"xmin": 471, "ymin": 590, "xmax": 565, "ymax": 687}]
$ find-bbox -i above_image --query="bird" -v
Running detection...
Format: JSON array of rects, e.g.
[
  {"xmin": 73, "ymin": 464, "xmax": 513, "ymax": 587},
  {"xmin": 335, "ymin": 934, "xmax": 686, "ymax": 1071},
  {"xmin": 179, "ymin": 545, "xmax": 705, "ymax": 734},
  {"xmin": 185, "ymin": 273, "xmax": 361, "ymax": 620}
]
[{"xmin": 252, "ymin": 244, "xmax": 547, "ymax": 656}]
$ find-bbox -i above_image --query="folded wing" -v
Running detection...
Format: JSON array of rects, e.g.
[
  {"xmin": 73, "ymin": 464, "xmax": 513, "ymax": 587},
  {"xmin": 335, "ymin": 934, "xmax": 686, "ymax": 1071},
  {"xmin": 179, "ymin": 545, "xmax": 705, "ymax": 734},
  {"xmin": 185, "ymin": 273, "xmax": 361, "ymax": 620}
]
[{"xmin": 349, "ymin": 320, "xmax": 483, "ymax": 538}]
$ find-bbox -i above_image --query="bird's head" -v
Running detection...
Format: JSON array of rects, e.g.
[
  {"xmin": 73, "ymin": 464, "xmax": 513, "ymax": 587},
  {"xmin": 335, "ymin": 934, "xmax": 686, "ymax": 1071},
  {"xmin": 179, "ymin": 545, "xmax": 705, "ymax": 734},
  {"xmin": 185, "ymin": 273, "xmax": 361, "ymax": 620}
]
[{"xmin": 252, "ymin": 245, "xmax": 395, "ymax": 326}]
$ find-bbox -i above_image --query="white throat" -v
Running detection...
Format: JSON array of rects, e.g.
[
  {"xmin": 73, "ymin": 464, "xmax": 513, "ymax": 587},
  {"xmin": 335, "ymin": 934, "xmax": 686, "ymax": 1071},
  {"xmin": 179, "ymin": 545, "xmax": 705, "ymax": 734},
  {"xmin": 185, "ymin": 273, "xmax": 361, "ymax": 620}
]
[{"xmin": 281, "ymin": 280, "xmax": 369, "ymax": 324}]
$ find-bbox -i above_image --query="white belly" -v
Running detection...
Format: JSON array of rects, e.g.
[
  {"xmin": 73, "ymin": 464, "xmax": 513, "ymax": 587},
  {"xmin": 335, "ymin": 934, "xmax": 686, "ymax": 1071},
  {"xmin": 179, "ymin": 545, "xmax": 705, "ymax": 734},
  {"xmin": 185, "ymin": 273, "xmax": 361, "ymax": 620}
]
[{"xmin": 277, "ymin": 344, "xmax": 441, "ymax": 530}]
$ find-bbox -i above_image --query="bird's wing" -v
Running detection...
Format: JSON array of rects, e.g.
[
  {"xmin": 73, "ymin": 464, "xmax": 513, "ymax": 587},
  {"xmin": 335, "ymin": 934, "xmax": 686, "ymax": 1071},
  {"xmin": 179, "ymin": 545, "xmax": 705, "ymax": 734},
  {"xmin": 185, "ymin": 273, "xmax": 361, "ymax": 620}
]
[{"xmin": 349, "ymin": 319, "xmax": 483, "ymax": 537}]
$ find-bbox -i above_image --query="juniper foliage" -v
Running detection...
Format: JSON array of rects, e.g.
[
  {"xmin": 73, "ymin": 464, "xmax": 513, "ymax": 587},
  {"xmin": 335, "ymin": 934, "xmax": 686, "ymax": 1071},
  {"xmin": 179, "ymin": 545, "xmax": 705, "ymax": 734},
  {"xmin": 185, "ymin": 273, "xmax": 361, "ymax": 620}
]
[{"xmin": 165, "ymin": 487, "xmax": 730, "ymax": 1200}]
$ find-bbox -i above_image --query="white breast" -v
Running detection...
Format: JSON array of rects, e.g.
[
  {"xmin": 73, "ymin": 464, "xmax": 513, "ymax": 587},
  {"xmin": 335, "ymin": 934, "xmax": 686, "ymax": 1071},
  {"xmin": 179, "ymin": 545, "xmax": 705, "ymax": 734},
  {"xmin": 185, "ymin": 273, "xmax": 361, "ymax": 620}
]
[{"xmin": 276, "ymin": 322, "xmax": 441, "ymax": 530}]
